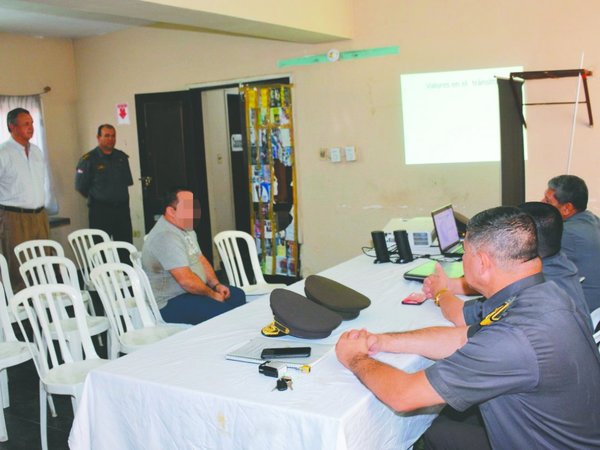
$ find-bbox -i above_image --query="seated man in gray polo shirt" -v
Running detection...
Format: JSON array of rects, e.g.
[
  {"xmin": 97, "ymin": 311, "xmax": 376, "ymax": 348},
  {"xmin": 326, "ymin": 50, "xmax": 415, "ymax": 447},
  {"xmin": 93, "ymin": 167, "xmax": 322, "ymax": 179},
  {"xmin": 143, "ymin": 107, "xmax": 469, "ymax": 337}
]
[
  {"xmin": 142, "ymin": 188, "xmax": 245, "ymax": 325},
  {"xmin": 336, "ymin": 207, "xmax": 600, "ymax": 449}
]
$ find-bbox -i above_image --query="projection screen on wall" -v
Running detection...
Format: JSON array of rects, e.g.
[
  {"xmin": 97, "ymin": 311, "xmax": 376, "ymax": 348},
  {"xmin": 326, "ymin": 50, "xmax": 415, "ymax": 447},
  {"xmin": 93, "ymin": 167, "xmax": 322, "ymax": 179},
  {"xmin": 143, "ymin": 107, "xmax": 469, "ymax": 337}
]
[{"xmin": 401, "ymin": 66, "xmax": 523, "ymax": 165}]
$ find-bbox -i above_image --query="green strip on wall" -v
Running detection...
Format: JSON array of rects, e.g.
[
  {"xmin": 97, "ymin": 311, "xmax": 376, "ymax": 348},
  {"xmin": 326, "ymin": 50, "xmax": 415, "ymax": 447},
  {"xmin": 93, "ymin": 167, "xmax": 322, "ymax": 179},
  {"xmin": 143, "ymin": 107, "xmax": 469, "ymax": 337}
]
[{"xmin": 277, "ymin": 45, "xmax": 399, "ymax": 68}]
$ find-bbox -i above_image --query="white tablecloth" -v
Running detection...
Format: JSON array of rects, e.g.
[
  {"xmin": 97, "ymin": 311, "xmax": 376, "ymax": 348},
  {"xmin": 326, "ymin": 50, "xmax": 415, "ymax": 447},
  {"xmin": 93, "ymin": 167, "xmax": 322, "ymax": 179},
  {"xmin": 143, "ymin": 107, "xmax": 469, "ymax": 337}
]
[{"xmin": 69, "ymin": 255, "xmax": 452, "ymax": 450}]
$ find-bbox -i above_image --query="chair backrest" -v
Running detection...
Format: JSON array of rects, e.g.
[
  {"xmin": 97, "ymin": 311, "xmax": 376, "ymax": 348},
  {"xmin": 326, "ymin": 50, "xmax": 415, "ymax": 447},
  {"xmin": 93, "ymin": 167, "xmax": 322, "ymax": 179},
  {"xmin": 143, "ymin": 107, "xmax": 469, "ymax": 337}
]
[
  {"xmin": 130, "ymin": 251, "xmax": 164, "ymax": 323},
  {"xmin": 213, "ymin": 230, "xmax": 266, "ymax": 288},
  {"xmin": 0, "ymin": 280, "xmax": 18, "ymax": 343},
  {"xmin": 68, "ymin": 229, "xmax": 110, "ymax": 288},
  {"xmin": 14, "ymin": 239, "xmax": 64, "ymax": 266},
  {"xmin": 90, "ymin": 263, "xmax": 157, "ymax": 338},
  {"xmin": 0, "ymin": 254, "xmax": 14, "ymax": 307},
  {"xmin": 88, "ymin": 241, "xmax": 138, "ymax": 270},
  {"xmin": 19, "ymin": 255, "xmax": 81, "ymax": 292},
  {"xmin": 19, "ymin": 256, "xmax": 84, "ymax": 322},
  {"xmin": 10, "ymin": 284, "xmax": 100, "ymax": 379}
]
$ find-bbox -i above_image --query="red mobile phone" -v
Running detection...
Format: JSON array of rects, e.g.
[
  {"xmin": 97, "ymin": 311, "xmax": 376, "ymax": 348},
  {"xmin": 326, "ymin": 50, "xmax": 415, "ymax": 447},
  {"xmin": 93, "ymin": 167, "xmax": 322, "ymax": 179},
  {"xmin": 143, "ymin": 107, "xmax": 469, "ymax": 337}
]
[{"xmin": 401, "ymin": 292, "xmax": 427, "ymax": 305}]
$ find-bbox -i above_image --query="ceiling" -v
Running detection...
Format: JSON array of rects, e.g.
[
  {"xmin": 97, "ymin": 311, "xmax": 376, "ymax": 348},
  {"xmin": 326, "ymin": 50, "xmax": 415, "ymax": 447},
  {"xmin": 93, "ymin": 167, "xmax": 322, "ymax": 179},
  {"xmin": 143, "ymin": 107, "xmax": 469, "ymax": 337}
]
[
  {"xmin": 0, "ymin": 0, "xmax": 346, "ymax": 43},
  {"xmin": 0, "ymin": 0, "xmax": 150, "ymax": 38}
]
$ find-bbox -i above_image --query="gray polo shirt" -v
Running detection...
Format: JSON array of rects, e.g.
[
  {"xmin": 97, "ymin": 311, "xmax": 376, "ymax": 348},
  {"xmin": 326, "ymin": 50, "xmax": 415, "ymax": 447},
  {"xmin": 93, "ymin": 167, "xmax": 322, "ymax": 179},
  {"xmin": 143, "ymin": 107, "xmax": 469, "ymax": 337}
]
[
  {"xmin": 426, "ymin": 274, "xmax": 600, "ymax": 449},
  {"xmin": 141, "ymin": 216, "xmax": 207, "ymax": 309}
]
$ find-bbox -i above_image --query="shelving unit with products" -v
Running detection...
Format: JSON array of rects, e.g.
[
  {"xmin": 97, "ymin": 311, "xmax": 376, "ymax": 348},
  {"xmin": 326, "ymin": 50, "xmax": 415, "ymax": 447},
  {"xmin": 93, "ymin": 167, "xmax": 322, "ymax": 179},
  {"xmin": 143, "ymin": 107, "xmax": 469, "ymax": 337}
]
[{"xmin": 242, "ymin": 84, "xmax": 299, "ymax": 277}]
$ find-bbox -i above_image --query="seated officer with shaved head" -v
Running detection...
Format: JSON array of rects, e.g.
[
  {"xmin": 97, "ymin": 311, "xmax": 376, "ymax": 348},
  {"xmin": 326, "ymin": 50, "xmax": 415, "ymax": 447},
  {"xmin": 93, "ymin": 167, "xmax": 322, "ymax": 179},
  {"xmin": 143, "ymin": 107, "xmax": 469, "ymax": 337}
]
[
  {"xmin": 425, "ymin": 201, "xmax": 592, "ymax": 332},
  {"xmin": 336, "ymin": 207, "xmax": 600, "ymax": 450}
]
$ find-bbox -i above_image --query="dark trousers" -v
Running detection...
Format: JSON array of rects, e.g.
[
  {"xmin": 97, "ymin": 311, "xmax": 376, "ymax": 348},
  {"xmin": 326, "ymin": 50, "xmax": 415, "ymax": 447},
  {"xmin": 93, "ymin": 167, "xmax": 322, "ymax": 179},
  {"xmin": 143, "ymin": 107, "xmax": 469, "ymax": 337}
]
[
  {"xmin": 160, "ymin": 286, "xmax": 246, "ymax": 325},
  {"xmin": 423, "ymin": 405, "xmax": 491, "ymax": 450},
  {"xmin": 89, "ymin": 202, "xmax": 132, "ymax": 243}
]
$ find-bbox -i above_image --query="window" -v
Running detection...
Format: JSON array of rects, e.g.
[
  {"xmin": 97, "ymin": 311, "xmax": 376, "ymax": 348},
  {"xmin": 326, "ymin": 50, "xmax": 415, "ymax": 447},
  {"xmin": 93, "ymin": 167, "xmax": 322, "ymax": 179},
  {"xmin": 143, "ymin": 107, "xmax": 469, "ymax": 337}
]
[{"xmin": 0, "ymin": 94, "xmax": 58, "ymax": 214}]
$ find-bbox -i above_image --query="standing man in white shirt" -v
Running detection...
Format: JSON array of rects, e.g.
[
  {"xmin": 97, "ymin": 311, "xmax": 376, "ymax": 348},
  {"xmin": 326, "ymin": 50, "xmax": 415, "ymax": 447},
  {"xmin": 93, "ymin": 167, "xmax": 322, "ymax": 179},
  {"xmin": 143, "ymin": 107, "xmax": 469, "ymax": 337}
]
[{"xmin": 0, "ymin": 107, "xmax": 48, "ymax": 290}]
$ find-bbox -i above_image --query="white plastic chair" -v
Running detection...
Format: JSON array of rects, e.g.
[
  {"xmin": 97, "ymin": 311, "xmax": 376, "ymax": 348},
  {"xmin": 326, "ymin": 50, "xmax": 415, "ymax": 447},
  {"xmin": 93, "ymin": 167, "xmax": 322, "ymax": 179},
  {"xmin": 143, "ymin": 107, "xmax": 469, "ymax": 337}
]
[
  {"xmin": 0, "ymin": 255, "xmax": 26, "ymax": 326},
  {"xmin": 214, "ymin": 230, "xmax": 286, "ymax": 297},
  {"xmin": 14, "ymin": 239, "xmax": 64, "ymax": 266},
  {"xmin": 68, "ymin": 229, "xmax": 110, "ymax": 293},
  {"xmin": 0, "ymin": 279, "xmax": 32, "ymax": 442},
  {"xmin": 19, "ymin": 256, "xmax": 110, "ymax": 360},
  {"xmin": 15, "ymin": 238, "xmax": 98, "ymax": 318},
  {"xmin": 89, "ymin": 242, "xmax": 144, "ymax": 327},
  {"xmin": 91, "ymin": 263, "xmax": 185, "ymax": 359},
  {"xmin": 10, "ymin": 284, "xmax": 108, "ymax": 450},
  {"xmin": 129, "ymin": 252, "xmax": 191, "ymax": 329},
  {"xmin": 88, "ymin": 241, "xmax": 138, "ymax": 270}
]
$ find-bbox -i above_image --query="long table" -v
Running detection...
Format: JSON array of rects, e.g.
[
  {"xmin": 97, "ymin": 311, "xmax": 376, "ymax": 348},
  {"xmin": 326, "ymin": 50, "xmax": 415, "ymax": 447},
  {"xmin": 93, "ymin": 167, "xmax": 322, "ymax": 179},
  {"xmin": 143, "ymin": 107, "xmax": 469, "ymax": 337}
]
[{"xmin": 69, "ymin": 255, "xmax": 453, "ymax": 450}]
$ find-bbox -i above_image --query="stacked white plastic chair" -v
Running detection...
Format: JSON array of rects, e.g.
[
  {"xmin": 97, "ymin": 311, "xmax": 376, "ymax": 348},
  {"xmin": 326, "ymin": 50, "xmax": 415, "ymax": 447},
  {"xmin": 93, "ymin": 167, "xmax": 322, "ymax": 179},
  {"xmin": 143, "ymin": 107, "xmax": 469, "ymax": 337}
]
[
  {"xmin": 88, "ymin": 241, "xmax": 138, "ymax": 270},
  {"xmin": 14, "ymin": 239, "xmax": 98, "ymax": 317},
  {"xmin": 213, "ymin": 230, "xmax": 286, "ymax": 298},
  {"xmin": 19, "ymin": 256, "xmax": 110, "ymax": 360},
  {"xmin": 11, "ymin": 284, "xmax": 108, "ymax": 450},
  {"xmin": 0, "ymin": 277, "xmax": 32, "ymax": 442},
  {"xmin": 91, "ymin": 262, "xmax": 186, "ymax": 359},
  {"xmin": 14, "ymin": 239, "xmax": 64, "ymax": 265},
  {"xmin": 129, "ymin": 251, "xmax": 191, "ymax": 329},
  {"xmin": 67, "ymin": 228, "xmax": 110, "ymax": 295}
]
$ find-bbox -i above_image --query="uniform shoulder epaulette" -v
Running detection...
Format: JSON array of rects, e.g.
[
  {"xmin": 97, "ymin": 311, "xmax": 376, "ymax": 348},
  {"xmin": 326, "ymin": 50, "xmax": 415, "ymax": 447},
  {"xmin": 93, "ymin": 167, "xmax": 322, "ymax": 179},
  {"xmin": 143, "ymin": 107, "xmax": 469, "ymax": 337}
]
[
  {"xmin": 81, "ymin": 152, "xmax": 92, "ymax": 160},
  {"xmin": 479, "ymin": 296, "xmax": 516, "ymax": 327}
]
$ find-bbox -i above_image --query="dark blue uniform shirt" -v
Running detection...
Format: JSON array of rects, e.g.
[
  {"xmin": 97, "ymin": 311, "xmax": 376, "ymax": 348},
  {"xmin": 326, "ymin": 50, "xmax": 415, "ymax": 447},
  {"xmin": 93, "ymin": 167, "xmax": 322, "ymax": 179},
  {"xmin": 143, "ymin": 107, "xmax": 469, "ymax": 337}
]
[
  {"xmin": 426, "ymin": 273, "xmax": 600, "ymax": 449},
  {"xmin": 75, "ymin": 147, "xmax": 133, "ymax": 205}
]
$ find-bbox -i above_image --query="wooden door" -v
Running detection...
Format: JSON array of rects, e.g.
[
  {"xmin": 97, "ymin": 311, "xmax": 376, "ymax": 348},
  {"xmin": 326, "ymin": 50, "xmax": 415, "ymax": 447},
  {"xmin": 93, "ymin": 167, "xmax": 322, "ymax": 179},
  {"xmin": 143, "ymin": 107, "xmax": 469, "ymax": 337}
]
[{"xmin": 134, "ymin": 90, "xmax": 213, "ymax": 262}]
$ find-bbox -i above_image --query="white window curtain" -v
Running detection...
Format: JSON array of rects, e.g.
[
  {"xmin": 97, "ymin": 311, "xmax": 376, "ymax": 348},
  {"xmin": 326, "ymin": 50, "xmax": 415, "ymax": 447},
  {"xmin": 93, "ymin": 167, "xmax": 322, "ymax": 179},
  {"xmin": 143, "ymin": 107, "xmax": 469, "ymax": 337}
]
[{"xmin": 0, "ymin": 94, "xmax": 58, "ymax": 214}]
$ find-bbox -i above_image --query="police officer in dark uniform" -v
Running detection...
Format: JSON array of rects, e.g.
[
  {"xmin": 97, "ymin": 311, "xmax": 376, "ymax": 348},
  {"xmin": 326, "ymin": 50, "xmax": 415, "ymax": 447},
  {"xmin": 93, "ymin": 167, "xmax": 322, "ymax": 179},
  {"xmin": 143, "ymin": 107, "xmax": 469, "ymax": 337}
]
[{"xmin": 75, "ymin": 124, "xmax": 133, "ymax": 243}]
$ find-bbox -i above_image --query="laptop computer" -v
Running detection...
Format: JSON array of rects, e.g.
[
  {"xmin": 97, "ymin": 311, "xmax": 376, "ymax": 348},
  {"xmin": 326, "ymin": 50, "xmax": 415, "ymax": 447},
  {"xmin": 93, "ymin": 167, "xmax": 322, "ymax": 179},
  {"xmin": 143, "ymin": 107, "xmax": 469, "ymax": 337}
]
[
  {"xmin": 403, "ymin": 260, "xmax": 464, "ymax": 282},
  {"xmin": 431, "ymin": 204, "xmax": 464, "ymax": 257}
]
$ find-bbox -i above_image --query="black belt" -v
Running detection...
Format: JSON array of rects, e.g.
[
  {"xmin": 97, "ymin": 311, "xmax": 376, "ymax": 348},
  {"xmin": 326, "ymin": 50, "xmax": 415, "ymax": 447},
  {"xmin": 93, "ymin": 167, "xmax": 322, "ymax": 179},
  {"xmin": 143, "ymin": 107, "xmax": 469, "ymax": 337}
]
[{"xmin": 0, "ymin": 204, "xmax": 44, "ymax": 214}]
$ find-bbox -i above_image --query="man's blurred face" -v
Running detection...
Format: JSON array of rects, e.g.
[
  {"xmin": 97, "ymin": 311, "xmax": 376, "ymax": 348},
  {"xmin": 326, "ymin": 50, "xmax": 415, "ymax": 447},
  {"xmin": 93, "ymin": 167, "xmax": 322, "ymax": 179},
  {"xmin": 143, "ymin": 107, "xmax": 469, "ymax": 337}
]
[
  {"xmin": 97, "ymin": 127, "xmax": 116, "ymax": 154},
  {"xmin": 170, "ymin": 191, "xmax": 201, "ymax": 230},
  {"xmin": 9, "ymin": 112, "xmax": 34, "ymax": 144}
]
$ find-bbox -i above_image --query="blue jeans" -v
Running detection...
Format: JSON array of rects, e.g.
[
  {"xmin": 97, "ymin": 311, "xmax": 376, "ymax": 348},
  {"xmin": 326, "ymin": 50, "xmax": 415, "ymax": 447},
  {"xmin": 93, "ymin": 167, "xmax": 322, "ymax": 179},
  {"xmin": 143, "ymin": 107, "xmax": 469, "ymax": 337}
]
[{"xmin": 160, "ymin": 286, "xmax": 246, "ymax": 325}]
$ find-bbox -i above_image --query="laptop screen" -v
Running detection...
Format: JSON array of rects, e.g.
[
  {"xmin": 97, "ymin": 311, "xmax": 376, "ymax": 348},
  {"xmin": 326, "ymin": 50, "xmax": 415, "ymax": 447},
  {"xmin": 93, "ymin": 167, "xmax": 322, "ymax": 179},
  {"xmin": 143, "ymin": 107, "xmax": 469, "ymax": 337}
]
[{"xmin": 431, "ymin": 205, "xmax": 460, "ymax": 253}]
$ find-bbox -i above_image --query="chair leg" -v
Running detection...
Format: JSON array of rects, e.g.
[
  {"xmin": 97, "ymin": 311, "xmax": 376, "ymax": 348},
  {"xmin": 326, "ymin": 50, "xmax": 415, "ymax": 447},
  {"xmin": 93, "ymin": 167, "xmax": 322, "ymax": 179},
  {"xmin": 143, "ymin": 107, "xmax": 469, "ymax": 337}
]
[
  {"xmin": 109, "ymin": 331, "xmax": 119, "ymax": 359},
  {"xmin": 39, "ymin": 382, "xmax": 48, "ymax": 450},
  {"xmin": 0, "ymin": 370, "xmax": 7, "ymax": 442},
  {"xmin": 48, "ymin": 394, "xmax": 57, "ymax": 418},
  {"xmin": 84, "ymin": 291, "xmax": 104, "ymax": 346},
  {"xmin": 0, "ymin": 369, "xmax": 8, "ymax": 408}
]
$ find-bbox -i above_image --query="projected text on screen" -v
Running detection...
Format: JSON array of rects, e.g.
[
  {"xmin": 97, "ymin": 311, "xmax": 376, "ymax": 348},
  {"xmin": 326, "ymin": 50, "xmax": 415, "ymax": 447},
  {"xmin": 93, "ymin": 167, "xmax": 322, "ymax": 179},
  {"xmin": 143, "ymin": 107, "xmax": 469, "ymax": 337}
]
[{"xmin": 401, "ymin": 66, "xmax": 522, "ymax": 165}]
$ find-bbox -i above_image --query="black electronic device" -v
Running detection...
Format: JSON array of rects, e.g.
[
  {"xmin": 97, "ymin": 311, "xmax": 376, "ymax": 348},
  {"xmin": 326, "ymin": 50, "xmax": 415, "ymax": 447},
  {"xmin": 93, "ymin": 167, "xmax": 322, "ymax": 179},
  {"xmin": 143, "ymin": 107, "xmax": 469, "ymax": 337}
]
[
  {"xmin": 260, "ymin": 347, "xmax": 312, "ymax": 359},
  {"xmin": 371, "ymin": 230, "xmax": 390, "ymax": 263},
  {"xmin": 394, "ymin": 230, "xmax": 414, "ymax": 263}
]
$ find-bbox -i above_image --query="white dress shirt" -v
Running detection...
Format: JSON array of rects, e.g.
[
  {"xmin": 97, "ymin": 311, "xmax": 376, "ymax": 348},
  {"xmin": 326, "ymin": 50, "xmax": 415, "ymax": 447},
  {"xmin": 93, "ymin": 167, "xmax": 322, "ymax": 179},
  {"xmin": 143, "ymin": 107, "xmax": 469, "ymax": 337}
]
[{"xmin": 0, "ymin": 137, "xmax": 45, "ymax": 208}]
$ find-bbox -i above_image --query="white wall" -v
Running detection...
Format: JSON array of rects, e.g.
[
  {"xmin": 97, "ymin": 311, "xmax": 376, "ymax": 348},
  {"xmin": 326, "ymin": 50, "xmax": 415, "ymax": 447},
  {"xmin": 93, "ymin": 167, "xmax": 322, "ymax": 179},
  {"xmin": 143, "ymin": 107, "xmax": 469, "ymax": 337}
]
[{"xmin": 6, "ymin": 1, "xmax": 600, "ymax": 275}]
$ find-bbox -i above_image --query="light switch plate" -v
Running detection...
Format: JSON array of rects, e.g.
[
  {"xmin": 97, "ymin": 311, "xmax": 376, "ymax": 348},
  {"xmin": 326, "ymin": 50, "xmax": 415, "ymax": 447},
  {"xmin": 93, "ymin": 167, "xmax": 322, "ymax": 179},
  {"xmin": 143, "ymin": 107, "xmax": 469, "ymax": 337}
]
[
  {"xmin": 344, "ymin": 146, "xmax": 356, "ymax": 161},
  {"xmin": 330, "ymin": 147, "xmax": 341, "ymax": 163}
]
